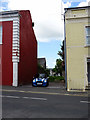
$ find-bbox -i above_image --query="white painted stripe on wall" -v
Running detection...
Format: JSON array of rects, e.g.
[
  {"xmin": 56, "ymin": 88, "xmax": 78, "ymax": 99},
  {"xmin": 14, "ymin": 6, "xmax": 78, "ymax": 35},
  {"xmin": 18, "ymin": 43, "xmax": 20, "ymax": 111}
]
[
  {"xmin": 13, "ymin": 62, "xmax": 18, "ymax": 87},
  {"xmin": 0, "ymin": 13, "xmax": 20, "ymax": 87},
  {"xmin": 13, "ymin": 59, "xmax": 19, "ymax": 61},
  {"xmin": 0, "ymin": 16, "xmax": 19, "ymax": 22},
  {"xmin": 12, "ymin": 16, "xmax": 20, "ymax": 86}
]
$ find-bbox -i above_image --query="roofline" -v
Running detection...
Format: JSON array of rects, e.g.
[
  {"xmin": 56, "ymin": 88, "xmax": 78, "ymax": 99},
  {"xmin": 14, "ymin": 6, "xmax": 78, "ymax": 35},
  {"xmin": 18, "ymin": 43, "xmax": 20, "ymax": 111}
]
[
  {"xmin": 0, "ymin": 10, "xmax": 30, "ymax": 16},
  {"xmin": 64, "ymin": 6, "xmax": 90, "ymax": 11},
  {"xmin": 38, "ymin": 58, "xmax": 46, "ymax": 59},
  {"xmin": 0, "ymin": 10, "xmax": 19, "ymax": 16}
]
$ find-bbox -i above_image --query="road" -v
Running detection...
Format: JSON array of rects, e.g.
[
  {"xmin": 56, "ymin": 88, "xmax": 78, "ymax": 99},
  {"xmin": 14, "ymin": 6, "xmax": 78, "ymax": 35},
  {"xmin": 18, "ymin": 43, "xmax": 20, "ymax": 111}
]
[{"xmin": 0, "ymin": 84, "xmax": 89, "ymax": 119}]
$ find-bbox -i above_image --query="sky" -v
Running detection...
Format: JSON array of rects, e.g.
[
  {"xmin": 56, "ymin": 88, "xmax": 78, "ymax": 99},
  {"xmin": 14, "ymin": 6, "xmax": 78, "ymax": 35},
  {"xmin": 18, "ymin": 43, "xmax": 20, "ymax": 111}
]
[{"xmin": 0, "ymin": 0, "xmax": 90, "ymax": 68}]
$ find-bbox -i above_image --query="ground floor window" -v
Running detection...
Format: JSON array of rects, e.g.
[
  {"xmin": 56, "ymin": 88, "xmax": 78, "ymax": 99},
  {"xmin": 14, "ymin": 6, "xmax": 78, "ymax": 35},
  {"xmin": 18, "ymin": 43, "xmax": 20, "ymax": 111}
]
[{"xmin": 85, "ymin": 26, "xmax": 90, "ymax": 46}]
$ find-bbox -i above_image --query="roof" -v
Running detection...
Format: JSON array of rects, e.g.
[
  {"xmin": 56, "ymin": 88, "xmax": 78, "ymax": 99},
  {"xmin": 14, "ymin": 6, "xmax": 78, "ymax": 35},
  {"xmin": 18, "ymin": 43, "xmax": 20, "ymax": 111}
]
[
  {"xmin": 64, "ymin": 6, "xmax": 90, "ymax": 11},
  {"xmin": 0, "ymin": 10, "xmax": 19, "ymax": 15},
  {"xmin": 0, "ymin": 10, "xmax": 30, "ymax": 16},
  {"xmin": 38, "ymin": 58, "xmax": 46, "ymax": 62},
  {"xmin": 38, "ymin": 58, "xmax": 46, "ymax": 60}
]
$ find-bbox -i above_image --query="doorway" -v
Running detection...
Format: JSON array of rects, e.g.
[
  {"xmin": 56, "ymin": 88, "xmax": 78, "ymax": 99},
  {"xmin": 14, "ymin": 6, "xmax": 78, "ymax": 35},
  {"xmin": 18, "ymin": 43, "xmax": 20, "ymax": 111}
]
[{"xmin": 87, "ymin": 58, "xmax": 90, "ymax": 84}]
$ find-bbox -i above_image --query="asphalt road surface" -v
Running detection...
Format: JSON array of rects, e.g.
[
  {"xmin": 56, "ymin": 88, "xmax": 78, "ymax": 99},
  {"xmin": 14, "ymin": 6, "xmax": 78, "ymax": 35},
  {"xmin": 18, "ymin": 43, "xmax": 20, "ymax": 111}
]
[{"xmin": 0, "ymin": 85, "xmax": 89, "ymax": 119}]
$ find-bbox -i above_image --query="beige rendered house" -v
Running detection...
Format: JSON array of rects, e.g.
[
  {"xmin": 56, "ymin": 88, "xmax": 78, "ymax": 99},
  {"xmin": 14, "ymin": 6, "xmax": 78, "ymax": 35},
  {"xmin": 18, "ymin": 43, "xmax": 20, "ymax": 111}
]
[{"xmin": 65, "ymin": 6, "xmax": 90, "ymax": 91}]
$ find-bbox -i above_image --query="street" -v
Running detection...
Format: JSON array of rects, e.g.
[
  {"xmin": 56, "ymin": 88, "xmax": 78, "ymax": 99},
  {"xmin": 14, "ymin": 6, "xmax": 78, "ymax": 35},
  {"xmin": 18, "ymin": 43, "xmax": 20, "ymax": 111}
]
[{"xmin": 0, "ymin": 84, "xmax": 89, "ymax": 119}]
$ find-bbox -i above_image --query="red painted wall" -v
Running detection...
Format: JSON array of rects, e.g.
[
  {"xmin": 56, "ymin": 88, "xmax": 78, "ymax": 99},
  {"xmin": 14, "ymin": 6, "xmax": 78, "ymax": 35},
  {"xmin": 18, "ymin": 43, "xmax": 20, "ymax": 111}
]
[
  {"xmin": 0, "ymin": 45, "xmax": 2, "ymax": 85},
  {"xmin": 1, "ymin": 21, "xmax": 13, "ymax": 85},
  {"xmin": 18, "ymin": 10, "xmax": 37, "ymax": 85},
  {"xmin": 0, "ymin": 22, "xmax": 2, "ymax": 85}
]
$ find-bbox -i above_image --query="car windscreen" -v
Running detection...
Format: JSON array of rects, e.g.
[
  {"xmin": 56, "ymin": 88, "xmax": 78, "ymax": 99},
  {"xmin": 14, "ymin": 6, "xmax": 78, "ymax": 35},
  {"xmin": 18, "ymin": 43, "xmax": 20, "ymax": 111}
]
[{"xmin": 39, "ymin": 74, "xmax": 45, "ymax": 78}]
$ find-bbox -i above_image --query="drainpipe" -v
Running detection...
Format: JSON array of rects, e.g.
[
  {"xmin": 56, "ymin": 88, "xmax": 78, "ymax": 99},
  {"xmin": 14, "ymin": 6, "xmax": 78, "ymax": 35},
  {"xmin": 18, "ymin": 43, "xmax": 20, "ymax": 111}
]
[{"xmin": 64, "ymin": 8, "xmax": 67, "ymax": 90}]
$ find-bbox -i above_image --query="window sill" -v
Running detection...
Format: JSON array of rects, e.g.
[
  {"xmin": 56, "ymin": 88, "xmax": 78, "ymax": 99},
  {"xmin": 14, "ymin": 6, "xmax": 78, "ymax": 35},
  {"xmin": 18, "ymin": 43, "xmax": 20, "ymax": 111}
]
[{"xmin": 84, "ymin": 45, "xmax": 90, "ymax": 47}]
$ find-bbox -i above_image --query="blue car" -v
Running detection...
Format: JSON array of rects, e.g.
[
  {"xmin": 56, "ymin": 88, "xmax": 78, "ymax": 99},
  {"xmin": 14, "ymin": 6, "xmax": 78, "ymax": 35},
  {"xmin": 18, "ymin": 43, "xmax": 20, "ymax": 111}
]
[{"xmin": 32, "ymin": 74, "xmax": 49, "ymax": 87}]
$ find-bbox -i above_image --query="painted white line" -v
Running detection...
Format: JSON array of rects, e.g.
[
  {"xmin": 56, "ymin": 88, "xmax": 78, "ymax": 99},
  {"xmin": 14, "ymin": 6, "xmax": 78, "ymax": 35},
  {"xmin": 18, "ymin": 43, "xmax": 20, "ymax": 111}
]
[
  {"xmin": 23, "ymin": 96, "xmax": 47, "ymax": 101},
  {"xmin": 22, "ymin": 97, "xmax": 29, "ymax": 99},
  {"xmin": 5, "ymin": 96, "xmax": 20, "ymax": 99},
  {"xmin": 80, "ymin": 101, "xmax": 90, "ymax": 104},
  {"xmin": 48, "ymin": 87, "xmax": 61, "ymax": 88},
  {"xmin": 0, "ymin": 95, "xmax": 20, "ymax": 99},
  {"xmin": 30, "ymin": 97, "xmax": 47, "ymax": 101},
  {"xmin": 0, "ymin": 95, "xmax": 47, "ymax": 101}
]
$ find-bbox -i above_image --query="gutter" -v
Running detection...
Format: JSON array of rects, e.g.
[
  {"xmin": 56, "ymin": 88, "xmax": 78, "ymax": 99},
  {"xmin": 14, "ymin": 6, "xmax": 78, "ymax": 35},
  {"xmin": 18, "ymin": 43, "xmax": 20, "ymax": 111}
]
[{"xmin": 64, "ymin": 8, "xmax": 68, "ymax": 90}]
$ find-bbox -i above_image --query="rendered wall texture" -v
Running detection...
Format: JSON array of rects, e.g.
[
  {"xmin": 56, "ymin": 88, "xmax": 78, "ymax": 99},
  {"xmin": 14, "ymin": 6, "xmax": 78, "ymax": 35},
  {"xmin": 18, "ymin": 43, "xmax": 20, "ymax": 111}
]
[{"xmin": 65, "ymin": 8, "xmax": 90, "ymax": 90}]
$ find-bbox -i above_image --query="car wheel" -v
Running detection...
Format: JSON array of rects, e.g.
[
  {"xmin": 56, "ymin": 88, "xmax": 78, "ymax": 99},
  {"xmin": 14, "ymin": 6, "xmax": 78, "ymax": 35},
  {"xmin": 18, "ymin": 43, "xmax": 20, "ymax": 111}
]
[
  {"xmin": 46, "ymin": 81, "xmax": 49, "ymax": 87},
  {"xmin": 32, "ymin": 83, "xmax": 35, "ymax": 87}
]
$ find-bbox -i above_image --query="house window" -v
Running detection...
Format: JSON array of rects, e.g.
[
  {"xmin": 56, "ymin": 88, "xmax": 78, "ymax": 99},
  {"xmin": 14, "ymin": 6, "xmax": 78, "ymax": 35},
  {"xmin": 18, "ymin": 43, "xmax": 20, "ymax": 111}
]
[
  {"xmin": 87, "ymin": 58, "xmax": 90, "ymax": 63},
  {"xmin": 85, "ymin": 26, "xmax": 90, "ymax": 46},
  {"xmin": 0, "ymin": 26, "xmax": 2, "ymax": 44}
]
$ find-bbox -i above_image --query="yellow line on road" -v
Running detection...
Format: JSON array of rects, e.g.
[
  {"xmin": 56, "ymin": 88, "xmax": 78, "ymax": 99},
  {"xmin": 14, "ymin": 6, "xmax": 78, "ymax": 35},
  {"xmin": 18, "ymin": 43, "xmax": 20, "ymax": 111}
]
[{"xmin": 0, "ymin": 89, "xmax": 88, "ymax": 97}]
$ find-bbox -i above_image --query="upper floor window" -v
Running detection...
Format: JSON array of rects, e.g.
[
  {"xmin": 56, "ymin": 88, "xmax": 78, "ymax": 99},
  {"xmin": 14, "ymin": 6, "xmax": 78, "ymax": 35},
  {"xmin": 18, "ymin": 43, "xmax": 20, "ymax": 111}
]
[
  {"xmin": 85, "ymin": 26, "xmax": 90, "ymax": 46},
  {"xmin": 0, "ymin": 26, "xmax": 2, "ymax": 44}
]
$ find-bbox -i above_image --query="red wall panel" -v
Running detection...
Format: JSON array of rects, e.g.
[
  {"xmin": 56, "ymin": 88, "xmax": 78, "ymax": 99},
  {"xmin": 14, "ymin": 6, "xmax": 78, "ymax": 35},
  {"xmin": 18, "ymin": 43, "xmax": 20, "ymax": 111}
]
[
  {"xmin": 2, "ymin": 21, "xmax": 13, "ymax": 85},
  {"xmin": 0, "ymin": 46, "xmax": 2, "ymax": 85},
  {"xmin": 18, "ymin": 10, "xmax": 37, "ymax": 85},
  {"xmin": 0, "ymin": 22, "xmax": 2, "ymax": 85}
]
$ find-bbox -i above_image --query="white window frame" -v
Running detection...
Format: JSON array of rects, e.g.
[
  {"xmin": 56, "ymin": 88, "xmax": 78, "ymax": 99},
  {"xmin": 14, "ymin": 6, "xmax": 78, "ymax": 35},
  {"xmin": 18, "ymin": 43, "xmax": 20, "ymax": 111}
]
[
  {"xmin": 0, "ymin": 26, "xmax": 2, "ymax": 44},
  {"xmin": 85, "ymin": 26, "xmax": 90, "ymax": 46}
]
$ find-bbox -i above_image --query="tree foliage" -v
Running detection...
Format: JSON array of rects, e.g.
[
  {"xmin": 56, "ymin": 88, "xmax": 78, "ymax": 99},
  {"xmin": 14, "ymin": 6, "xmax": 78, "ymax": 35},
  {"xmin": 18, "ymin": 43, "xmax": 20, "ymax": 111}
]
[
  {"xmin": 53, "ymin": 40, "xmax": 65, "ymax": 76},
  {"xmin": 57, "ymin": 40, "xmax": 64, "ymax": 60},
  {"xmin": 52, "ymin": 59, "xmax": 63, "ymax": 76},
  {"xmin": 37, "ymin": 63, "xmax": 50, "ymax": 77}
]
